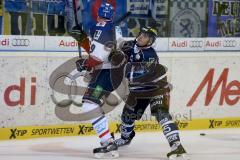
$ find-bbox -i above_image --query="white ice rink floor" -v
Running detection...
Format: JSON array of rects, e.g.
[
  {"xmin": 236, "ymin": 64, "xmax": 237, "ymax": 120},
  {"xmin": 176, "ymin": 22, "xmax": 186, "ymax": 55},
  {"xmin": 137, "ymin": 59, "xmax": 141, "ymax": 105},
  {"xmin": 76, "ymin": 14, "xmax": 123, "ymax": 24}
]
[{"xmin": 0, "ymin": 128, "xmax": 239, "ymax": 160}]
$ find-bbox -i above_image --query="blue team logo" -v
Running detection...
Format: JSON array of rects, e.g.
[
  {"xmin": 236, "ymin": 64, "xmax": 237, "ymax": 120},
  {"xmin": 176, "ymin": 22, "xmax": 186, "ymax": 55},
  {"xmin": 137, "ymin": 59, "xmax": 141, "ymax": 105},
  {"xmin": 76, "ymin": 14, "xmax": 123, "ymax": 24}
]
[{"xmin": 171, "ymin": 8, "xmax": 202, "ymax": 37}]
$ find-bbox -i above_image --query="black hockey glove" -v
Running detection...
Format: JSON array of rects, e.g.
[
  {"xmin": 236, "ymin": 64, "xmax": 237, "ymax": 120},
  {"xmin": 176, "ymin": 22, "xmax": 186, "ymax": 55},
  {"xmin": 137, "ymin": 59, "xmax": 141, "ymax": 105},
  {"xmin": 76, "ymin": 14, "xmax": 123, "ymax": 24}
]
[
  {"xmin": 70, "ymin": 25, "xmax": 87, "ymax": 43},
  {"xmin": 108, "ymin": 49, "xmax": 126, "ymax": 66},
  {"xmin": 120, "ymin": 40, "xmax": 134, "ymax": 52},
  {"xmin": 75, "ymin": 59, "xmax": 87, "ymax": 72}
]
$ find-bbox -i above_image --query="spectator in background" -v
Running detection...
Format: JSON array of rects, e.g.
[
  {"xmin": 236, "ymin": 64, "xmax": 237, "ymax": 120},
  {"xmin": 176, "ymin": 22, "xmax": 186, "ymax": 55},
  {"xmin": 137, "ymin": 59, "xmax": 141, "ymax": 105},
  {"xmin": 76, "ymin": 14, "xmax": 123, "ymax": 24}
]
[
  {"xmin": 4, "ymin": 0, "xmax": 66, "ymax": 36},
  {"xmin": 4, "ymin": 0, "xmax": 27, "ymax": 35},
  {"xmin": 0, "ymin": 0, "xmax": 2, "ymax": 34},
  {"xmin": 47, "ymin": 0, "xmax": 66, "ymax": 36}
]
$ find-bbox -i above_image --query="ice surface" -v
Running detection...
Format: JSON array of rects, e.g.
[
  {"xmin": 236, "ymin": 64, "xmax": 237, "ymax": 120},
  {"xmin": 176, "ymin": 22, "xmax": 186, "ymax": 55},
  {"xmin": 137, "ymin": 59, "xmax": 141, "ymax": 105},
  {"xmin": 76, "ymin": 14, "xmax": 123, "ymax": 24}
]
[{"xmin": 0, "ymin": 128, "xmax": 240, "ymax": 160}]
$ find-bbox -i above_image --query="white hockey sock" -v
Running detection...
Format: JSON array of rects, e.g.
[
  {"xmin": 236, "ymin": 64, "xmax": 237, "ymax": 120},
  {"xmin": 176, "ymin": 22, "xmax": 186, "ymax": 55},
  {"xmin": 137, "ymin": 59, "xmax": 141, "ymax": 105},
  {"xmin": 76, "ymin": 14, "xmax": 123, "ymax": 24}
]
[{"xmin": 82, "ymin": 102, "xmax": 112, "ymax": 144}]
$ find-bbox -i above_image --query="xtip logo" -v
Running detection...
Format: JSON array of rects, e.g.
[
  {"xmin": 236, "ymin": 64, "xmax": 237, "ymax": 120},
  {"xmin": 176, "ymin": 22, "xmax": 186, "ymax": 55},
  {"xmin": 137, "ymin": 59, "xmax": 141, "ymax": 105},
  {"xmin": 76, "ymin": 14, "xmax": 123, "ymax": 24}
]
[
  {"xmin": 78, "ymin": 125, "xmax": 93, "ymax": 135},
  {"xmin": 209, "ymin": 120, "xmax": 223, "ymax": 128},
  {"xmin": 115, "ymin": 124, "xmax": 121, "ymax": 133},
  {"xmin": 176, "ymin": 121, "xmax": 189, "ymax": 129},
  {"xmin": 187, "ymin": 68, "xmax": 240, "ymax": 106},
  {"xmin": 10, "ymin": 128, "xmax": 27, "ymax": 139}
]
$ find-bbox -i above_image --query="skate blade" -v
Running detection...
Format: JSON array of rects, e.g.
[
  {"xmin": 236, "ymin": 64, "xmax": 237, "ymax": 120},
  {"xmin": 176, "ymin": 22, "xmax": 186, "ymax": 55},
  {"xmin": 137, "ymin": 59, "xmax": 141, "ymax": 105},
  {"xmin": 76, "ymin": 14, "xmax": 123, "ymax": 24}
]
[
  {"xmin": 94, "ymin": 150, "xmax": 119, "ymax": 159},
  {"xmin": 169, "ymin": 153, "xmax": 190, "ymax": 160}
]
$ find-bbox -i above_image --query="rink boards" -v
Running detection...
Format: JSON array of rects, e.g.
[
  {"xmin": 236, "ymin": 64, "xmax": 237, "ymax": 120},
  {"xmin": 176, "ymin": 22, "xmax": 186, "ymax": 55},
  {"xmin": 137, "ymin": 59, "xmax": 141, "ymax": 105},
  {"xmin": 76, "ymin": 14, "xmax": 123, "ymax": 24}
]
[
  {"xmin": 0, "ymin": 39, "xmax": 240, "ymax": 140},
  {"xmin": 0, "ymin": 117, "xmax": 240, "ymax": 140}
]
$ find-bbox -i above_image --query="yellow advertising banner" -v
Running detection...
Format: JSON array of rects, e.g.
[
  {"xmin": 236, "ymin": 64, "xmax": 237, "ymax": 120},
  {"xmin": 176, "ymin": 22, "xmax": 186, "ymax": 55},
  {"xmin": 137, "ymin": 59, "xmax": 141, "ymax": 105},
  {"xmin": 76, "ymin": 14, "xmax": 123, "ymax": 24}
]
[{"xmin": 0, "ymin": 117, "xmax": 240, "ymax": 140}]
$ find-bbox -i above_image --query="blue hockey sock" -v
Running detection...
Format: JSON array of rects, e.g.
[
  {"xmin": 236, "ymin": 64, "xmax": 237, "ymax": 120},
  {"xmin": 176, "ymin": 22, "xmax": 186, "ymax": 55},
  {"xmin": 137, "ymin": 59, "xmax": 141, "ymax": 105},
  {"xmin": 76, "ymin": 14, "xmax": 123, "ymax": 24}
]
[
  {"xmin": 120, "ymin": 107, "xmax": 135, "ymax": 138},
  {"xmin": 159, "ymin": 117, "xmax": 181, "ymax": 147},
  {"xmin": 120, "ymin": 121, "xmax": 135, "ymax": 138}
]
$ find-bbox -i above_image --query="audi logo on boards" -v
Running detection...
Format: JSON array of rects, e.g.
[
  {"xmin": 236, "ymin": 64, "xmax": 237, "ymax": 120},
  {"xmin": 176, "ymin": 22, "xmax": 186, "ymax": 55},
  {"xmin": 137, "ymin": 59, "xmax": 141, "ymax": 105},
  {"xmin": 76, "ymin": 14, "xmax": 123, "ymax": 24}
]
[
  {"xmin": 189, "ymin": 41, "xmax": 203, "ymax": 48},
  {"xmin": 223, "ymin": 40, "xmax": 237, "ymax": 47},
  {"xmin": 11, "ymin": 39, "xmax": 30, "ymax": 47}
]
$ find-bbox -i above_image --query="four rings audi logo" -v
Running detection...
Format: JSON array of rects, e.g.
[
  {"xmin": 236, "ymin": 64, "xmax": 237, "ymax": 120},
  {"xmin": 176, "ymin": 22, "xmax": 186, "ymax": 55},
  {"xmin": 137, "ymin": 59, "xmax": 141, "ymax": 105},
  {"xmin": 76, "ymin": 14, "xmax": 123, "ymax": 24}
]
[
  {"xmin": 189, "ymin": 41, "xmax": 203, "ymax": 48},
  {"xmin": 11, "ymin": 39, "xmax": 30, "ymax": 47},
  {"xmin": 223, "ymin": 40, "xmax": 237, "ymax": 47}
]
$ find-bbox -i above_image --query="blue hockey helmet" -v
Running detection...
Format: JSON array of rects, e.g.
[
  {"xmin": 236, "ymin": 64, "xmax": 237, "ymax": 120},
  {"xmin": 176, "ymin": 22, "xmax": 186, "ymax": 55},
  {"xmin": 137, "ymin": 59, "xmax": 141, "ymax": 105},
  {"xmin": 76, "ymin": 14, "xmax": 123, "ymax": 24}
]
[{"xmin": 98, "ymin": 3, "xmax": 115, "ymax": 20}]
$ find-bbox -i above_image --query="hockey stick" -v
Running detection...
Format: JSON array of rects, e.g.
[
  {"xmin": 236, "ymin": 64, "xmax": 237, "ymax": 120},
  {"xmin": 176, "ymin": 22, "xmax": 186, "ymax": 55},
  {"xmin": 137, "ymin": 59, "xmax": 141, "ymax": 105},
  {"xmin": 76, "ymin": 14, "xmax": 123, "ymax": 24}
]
[
  {"xmin": 108, "ymin": 11, "xmax": 132, "ymax": 67},
  {"xmin": 112, "ymin": 11, "xmax": 132, "ymax": 49},
  {"xmin": 72, "ymin": 0, "xmax": 82, "ymax": 58},
  {"xmin": 113, "ymin": 11, "xmax": 132, "ymax": 26}
]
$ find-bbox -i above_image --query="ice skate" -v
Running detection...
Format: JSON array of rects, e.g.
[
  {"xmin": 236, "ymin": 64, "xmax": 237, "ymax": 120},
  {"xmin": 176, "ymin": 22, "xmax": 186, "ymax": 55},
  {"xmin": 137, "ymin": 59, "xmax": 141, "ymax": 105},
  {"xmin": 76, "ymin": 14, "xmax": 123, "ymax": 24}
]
[
  {"xmin": 114, "ymin": 131, "xmax": 135, "ymax": 147},
  {"xmin": 167, "ymin": 142, "xmax": 189, "ymax": 160},
  {"xmin": 93, "ymin": 138, "xmax": 119, "ymax": 159}
]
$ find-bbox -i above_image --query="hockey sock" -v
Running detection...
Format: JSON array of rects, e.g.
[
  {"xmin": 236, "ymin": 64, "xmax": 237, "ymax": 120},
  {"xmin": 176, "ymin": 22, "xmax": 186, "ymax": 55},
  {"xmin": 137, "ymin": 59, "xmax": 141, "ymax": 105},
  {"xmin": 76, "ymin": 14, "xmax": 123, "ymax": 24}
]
[
  {"xmin": 156, "ymin": 113, "xmax": 181, "ymax": 148},
  {"xmin": 120, "ymin": 121, "xmax": 134, "ymax": 138},
  {"xmin": 82, "ymin": 102, "xmax": 111, "ymax": 144},
  {"xmin": 120, "ymin": 107, "xmax": 135, "ymax": 138}
]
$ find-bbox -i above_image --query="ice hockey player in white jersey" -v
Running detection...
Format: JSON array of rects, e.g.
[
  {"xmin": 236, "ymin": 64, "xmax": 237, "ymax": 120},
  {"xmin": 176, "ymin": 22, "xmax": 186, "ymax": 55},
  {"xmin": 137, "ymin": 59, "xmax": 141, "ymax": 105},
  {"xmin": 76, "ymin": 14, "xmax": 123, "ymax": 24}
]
[
  {"xmin": 111, "ymin": 27, "xmax": 188, "ymax": 160},
  {"xmin": 71, "ymin": 2, "xmax": 121, "ymax": 159}
]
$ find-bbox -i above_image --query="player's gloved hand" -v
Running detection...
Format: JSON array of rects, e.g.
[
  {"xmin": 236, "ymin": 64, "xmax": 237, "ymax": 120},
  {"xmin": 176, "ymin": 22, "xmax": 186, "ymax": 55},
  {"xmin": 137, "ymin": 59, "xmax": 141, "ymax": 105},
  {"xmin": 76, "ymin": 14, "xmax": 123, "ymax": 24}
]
[
  {"xmin": 120, "ymin": 41, "xmax": 134, "ymax": 52},
  {"xmin": 108, "ymin": 49, "xmax": 126, "ymax": 66},
  {"xmin": 70, "ymin": 25, "xmax": 87, "ymax": 43},
  {"xmin": 76, "ymin": 59, "xmax": 88, "ymax": 72}
]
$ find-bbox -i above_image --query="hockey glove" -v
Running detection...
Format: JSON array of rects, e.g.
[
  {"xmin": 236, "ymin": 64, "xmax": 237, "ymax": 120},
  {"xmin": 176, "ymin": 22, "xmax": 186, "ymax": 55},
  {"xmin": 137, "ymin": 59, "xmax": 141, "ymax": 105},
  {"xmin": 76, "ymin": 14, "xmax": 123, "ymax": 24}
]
[
  {"xmin": 108, "ymin": 49, "xmax": 126, "ymax": 66},
  {"xmin": 76, "ymin": 59, "xmax": 88, "ymax": 72},
  {"xmin": 70, "ymin": 25, "xmax": 88, "ymax": 43}
]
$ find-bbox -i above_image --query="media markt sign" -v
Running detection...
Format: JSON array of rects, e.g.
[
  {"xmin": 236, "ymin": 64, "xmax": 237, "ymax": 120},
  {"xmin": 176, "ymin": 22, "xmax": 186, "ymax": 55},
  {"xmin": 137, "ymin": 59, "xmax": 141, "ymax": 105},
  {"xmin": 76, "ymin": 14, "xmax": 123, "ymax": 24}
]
[{"xmin": 171, "ymin": 8, "xmax": 202, "ymax": 37}]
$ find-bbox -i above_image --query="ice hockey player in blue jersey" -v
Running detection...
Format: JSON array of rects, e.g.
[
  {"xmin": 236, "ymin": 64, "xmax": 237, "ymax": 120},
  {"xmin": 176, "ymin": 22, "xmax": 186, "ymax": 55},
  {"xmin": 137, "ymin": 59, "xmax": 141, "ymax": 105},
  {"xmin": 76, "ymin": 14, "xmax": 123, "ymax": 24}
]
[
  {"xmin": 111, "ymin": 27, "xmax": 188, "ymax": 160},
  {"xmin": 71, "ymin": 3, "xmax": 120, "ymax": 158}
]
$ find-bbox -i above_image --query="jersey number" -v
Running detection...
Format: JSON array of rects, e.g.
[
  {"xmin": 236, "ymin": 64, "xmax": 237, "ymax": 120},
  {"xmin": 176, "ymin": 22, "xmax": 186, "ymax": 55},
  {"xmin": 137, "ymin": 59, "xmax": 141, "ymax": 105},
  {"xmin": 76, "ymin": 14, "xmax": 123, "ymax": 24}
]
[
  {"xmin": 94, "ymin": 30, "xmax": 102, "ymax": 40},
  {"xmin": 90, "ymin": 44, "xmax": 96, "ymax": 53}
]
